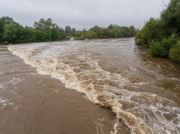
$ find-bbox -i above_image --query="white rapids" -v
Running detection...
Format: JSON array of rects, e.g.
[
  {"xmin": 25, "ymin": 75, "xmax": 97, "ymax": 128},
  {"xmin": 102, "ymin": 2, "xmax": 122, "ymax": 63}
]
[{"xmin": 8, "ymin": 38, "xmax": 180, "ymax": 134}]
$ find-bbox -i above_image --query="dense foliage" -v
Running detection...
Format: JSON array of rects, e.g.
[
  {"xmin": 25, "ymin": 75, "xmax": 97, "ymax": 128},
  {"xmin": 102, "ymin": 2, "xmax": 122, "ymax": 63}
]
[
  {"xmin": 0, "ymin": 16, "xmax": 136, "ymax": 45},
  {"xmin": 74, "ymin": 25, "xmax": 136, "ymax": 40},
  {"xmin": 169, "ymin": 41, "xmax": 180, "ymax": 64},
  {"xmin": 0, "ymin": 17, "xmax": 68, "ymax": 43},
  {"xmin": 135, "ymin": 0, "xmax": 180, "ymax": 64}
]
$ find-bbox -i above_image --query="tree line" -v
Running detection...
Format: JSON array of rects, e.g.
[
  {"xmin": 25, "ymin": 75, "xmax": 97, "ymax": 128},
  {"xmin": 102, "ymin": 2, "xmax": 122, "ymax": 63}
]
[
  {"xmin": 0, "ymin": 17, "xmax": 73, "ymax": 43},
  {"xmin": 135, "ymin": 0, "xmax": 180, "ymax": 64},
  {"xmin": 0, "ymin": 17, "xmax": 137, "ymax": 44},
  {"xmin": 74, "ymin": 25, "xmax": 136, "ymax": 40}
]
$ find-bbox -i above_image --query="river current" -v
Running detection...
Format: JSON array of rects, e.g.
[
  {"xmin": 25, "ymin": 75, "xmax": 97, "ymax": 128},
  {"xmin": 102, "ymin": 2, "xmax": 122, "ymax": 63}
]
[{"xmin": 8, "ymin": 38, "xmax": 180, "ymax": 134}]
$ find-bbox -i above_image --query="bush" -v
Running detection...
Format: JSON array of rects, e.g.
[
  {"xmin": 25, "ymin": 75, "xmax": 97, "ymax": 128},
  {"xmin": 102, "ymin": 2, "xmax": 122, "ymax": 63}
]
[
  {"xmin": 169, "ymin": 41, "xmax": 180, "ymax": 64},
  {"xmin": 149, "ymin": 41, "xmax": 165, "ymax": 57},
  {"xmin": 64, "ymin": 36, "xmax": 71, "ymax": 40},
  {"xmin": 149, "ymin": 34, "xmax": 177, "ymax": 58},
  {"xmin": 135, "ymin": 18, "xmax": 164, "ymax": 46}
]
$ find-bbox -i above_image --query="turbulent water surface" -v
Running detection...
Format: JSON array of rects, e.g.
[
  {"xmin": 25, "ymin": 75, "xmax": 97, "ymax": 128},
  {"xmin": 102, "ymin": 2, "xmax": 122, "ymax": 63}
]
[{"xmin": 7, "ymin": 38, "xmax": 180, "ymax": 133}]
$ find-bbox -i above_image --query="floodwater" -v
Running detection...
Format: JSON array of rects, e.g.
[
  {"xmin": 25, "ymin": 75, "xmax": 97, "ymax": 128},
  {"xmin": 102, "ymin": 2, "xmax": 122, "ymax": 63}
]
[{"xmin": 1, "ymin": 38, "xmax": 180, "ymax": 134}]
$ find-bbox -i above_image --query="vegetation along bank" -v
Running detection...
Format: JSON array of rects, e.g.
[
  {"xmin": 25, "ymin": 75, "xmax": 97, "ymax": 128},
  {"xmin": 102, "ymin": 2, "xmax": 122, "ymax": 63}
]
[
  {"xmin": 0, "ymin": 17, "xmax": 137, "ymax": 44},
  {"xmin": 135, "ymin": 0, "xmax": 180, "ymax": 64}
]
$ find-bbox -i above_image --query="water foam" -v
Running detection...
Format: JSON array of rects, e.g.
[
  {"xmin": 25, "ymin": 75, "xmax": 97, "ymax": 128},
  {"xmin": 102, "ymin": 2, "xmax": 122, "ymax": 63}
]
[
  {"xmin": 0, "ymin": 84, "xmax": 4, "ymax": 89},
  {"xmin": 8, "ymin": 41, "xmax": 180, "ymax": 134},
  {"xmin": 0, "ymin": 97, "xmax": 9, "ymax": 111}
]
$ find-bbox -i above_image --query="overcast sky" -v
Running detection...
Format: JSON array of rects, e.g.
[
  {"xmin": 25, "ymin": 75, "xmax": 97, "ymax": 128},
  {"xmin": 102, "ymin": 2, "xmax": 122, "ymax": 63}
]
[{"xmin": 0, "ymin": 0, "xmax": 170, "ymax": 30}]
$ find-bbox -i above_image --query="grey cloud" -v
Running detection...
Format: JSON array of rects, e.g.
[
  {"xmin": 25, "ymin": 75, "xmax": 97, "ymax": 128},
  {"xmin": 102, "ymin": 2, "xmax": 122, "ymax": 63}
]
[{"xmin": 0, "ymin": 0, "xmax": 170, "ymax": 30}]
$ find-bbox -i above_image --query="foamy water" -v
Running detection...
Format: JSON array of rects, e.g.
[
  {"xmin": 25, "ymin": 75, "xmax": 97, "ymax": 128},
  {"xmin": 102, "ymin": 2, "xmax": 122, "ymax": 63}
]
[{"xmin": 8, "ymin": 38, "xmax": 180, "ymax": 134}]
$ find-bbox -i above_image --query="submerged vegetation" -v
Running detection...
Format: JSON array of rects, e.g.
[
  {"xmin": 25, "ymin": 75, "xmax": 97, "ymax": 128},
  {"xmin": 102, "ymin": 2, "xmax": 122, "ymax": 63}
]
[
  {"xmin": 135, "ymin": 0, "xmax": 180, "ymax": 64},
  {"xmin": 0, "ymin": 16, "xmax": 136, "ymax": 44}
]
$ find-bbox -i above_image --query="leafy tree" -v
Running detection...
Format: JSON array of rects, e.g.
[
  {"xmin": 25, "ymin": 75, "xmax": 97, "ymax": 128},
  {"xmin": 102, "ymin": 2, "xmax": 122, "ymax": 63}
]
[
  {"xmin": 89, "ymin": 25, "xmax": 100, "ymax": 32},
  {"xmin": 135, "ymin": 18, "xmax": 163, "ymax": 46},
  {"xmin": 33, "ymin": 18, "xmax": 56, "ymax": 30},
  {"xmin": 23, "ymin": 26, "xmax": 36, "ymax": 43},
  {"xmin": 72, "ymin": 28, "xmax": 76, "ymax": 35},
  {"xmin": 0, "ymin": 19, "xmax": 4, "ymax": 32},
  {"xmin": 59, "ymin": 27, "xmax": 64, "ymax": 33},
  {"xmin": 0, "ymin": 18, "xmax": 5, "ymax": 43},
  {"xmin": 2, "ymin": 16, "xmax": 14, "ymax": 24},
  {"xmin": 34, "ymin": 29, "xmax": 44, "ymax": 42},
  {"xmin": 83, "ymin": 28, "xmax": 87, "ymax": 32},
  {"xmin": 3, "ymin": 23, "xmax": 25, "ymax": 43},
  {"xmin": 129, "ymin": 26, "xmax": 136, "ymax": 37},
  {"xmin": 3, "ymin": 23, "xmax": 36, "ymax": 43},
  {"xmin": 51, "ymin": 27, "xmax": 60, "ymax": 41},
  {"xmin": 65, "ymin": 26, "xmax": 72, "ymax": 34},
  {"xmin": 45, "ymin": 28, "xmax": 52, "ymax": 41},
  {"xmin": 33, "ymin": 18, "xmax": 66, "ymax": 42},
  {"xmin": 108, "ymin": 24, "xmax": 114, "ymax": 29},
  {"xmin": 0, "ymin": 17, "xmax": 15, "ymax": 43},
  {"xmin": 161, "ymin": 0, "xmax": 180, "ymax": 36}
]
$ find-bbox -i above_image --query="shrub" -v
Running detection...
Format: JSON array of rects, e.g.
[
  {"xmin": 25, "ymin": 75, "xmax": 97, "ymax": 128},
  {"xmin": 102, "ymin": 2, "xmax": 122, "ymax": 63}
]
[
  {"xmin": 135, "ymin": 18, "xmax": 164, "ymax": 46},
  {"xmin": 169, "ymin": 41, "xmax": 180, "ymax": 64},
  {"xmin": 149, "ymin": 34, "xmax": 177, "ymax": 58},
  {"xmin": 64, "ymin": 36, "xmax": 71, "ymax": 40}
]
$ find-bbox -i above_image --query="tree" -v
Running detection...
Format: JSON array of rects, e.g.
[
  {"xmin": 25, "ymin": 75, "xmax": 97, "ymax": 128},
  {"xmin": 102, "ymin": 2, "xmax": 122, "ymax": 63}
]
[
  {"xmin": 129, "ymin": 26, "xmax": 136, "ymax": 37},
  {"xmin": 23, "ymin": 26, "xmax": 36, "ymax": 43},
  {"xmin": 33, "ymin": 18, "xmax": 56, "ymax": 30},
  {"xmin": 161, "ymin": 0, "xmax": 180, "ymax": 36},
  {"xmin": 0, "ymin": 17, "xmax": 15, "ymax": 43},
  {"xmin": 2, "ymin": 16, "xmax": 14, "ymax": 24},
  {"xmin": 89, "ymin": 25, "xmax": 100, "ymax": 32},
  {"xmin": 135, "ymin": 18, "xmax": 163, "ymax": 46},
  {"xmin": 34, "ymin": 29, "xmax": 44, "ymax": 42},
  {"xmin": 108, "ymin": 24, "xmax": 114, "ymax": 29},
  {"xmin": 65, "ymin": 26, "xmax": 72, "ymax": 34},
  {"xmin": 3, "ymin": 23, "xmax": 26, "ymax": 43},
  {"xmin": 33, "ymin": 18, "xmax": 66, "ymax": 42},
  {"xmin": 51, "ymin": 26, "xmax": 66, "ymax": 41},
  {"xmin": 0, "ymin": 18, "xmax": 5, "ymax": 43},
  {"xmin": 44, "ymin": 28, "xmax": 52, "ymax": 41},
  {"xmin": 72, "ymin": 28, "xmax": 76, "ymax": 34},
  {"xmin": 59, "ymin": 27, "xmax": 65, "ymax": 33}
]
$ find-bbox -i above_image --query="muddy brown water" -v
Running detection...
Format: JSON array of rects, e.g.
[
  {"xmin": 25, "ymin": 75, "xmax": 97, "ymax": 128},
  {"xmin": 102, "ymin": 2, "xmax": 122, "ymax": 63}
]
[
  {"xmin": 0, "ymin": 38, "xmax": 180, "ymax": 134},
  {"xmin": 0, "ymin": 47, "xmax": 128, "ymax": 134}
]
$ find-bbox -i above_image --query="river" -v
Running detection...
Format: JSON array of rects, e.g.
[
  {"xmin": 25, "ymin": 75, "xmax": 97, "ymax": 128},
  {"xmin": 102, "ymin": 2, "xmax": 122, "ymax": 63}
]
[{"xmin": 1, "ymin": 38, "xmax": 179, "ymax": 134}]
